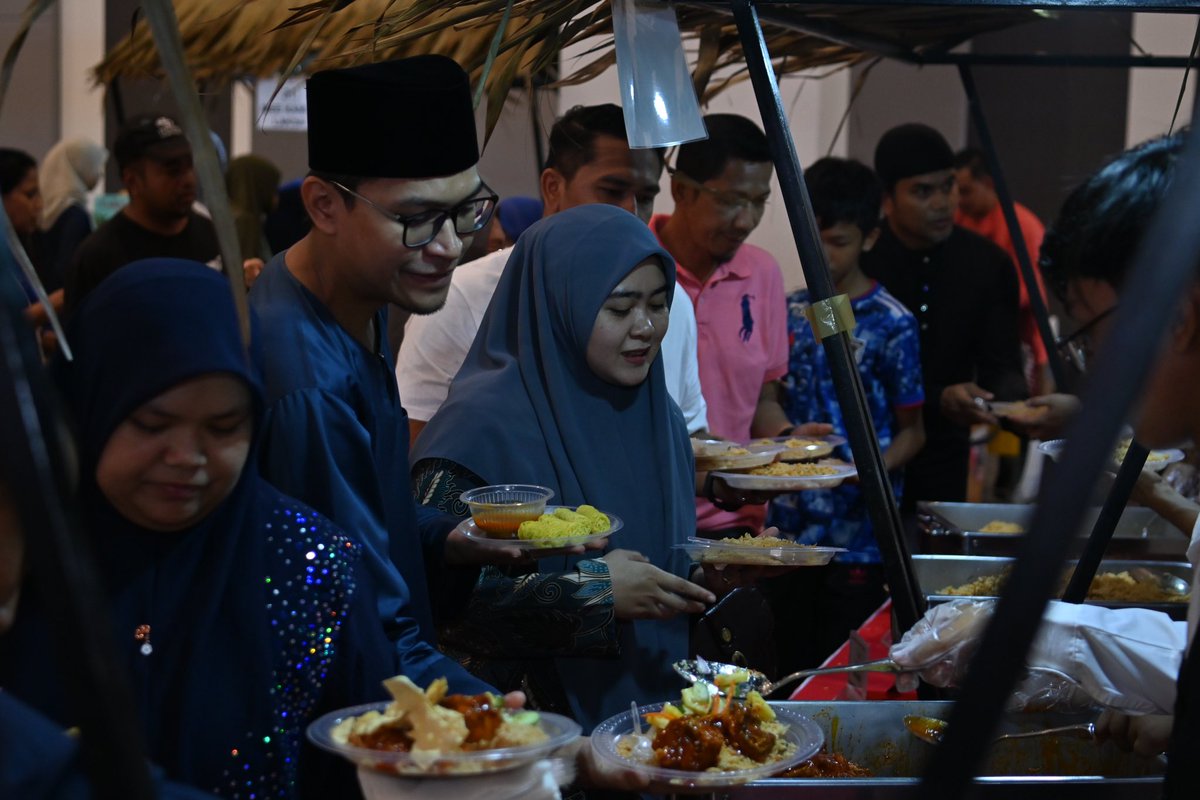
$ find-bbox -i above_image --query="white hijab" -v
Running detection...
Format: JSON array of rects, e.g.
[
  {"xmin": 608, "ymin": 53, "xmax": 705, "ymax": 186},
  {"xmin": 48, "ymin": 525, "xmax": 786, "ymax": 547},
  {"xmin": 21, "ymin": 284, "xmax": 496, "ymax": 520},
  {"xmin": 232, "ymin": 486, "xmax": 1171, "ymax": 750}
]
[{"xmin": 39, "ymin": 138, "xmax": 107, "ymax": 231}]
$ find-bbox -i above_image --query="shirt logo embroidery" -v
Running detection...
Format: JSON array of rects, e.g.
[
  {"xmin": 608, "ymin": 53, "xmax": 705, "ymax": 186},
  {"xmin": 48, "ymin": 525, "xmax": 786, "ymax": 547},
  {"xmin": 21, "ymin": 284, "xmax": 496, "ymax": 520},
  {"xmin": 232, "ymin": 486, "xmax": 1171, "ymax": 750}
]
[{"xmin": 739, "ymin": 294, "xmax": 755, "ymax": 342}]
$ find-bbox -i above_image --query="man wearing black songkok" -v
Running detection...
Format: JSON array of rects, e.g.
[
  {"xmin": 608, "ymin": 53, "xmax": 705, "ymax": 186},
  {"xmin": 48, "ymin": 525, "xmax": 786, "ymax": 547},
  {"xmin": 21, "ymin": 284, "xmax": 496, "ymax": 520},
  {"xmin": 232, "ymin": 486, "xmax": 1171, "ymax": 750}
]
[
  {"xmin": 248, "ymin": 55, "xmax": 500, "ymax": 695},
  {"xmin": 861, "ymin": 123, "xmax": 1026, "ymax": 505}
]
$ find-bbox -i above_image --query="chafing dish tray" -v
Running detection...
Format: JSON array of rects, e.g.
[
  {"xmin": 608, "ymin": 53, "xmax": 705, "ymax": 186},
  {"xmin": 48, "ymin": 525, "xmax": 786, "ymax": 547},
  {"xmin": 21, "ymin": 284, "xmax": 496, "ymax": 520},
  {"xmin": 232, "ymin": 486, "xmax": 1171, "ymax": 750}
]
[
  {"xmin": 917, "ymin": 501, "xmax": 1186, "ymax": 559},
  {"xmin": 731, "ymin": 700, "xmax": 1163, "ymax": 798},
  {"xmin": 913, "ymin": 554, "xmax": 1192, "ymax": 620}
]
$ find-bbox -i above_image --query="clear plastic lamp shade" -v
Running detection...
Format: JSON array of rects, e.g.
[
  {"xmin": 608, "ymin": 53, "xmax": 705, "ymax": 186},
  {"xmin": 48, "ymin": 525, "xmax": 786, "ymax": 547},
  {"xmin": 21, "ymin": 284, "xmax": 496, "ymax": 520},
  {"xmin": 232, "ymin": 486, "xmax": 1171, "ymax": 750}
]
[{"xmin": 612, "ymin": 0, "xmax": 708, "ymax": 149}]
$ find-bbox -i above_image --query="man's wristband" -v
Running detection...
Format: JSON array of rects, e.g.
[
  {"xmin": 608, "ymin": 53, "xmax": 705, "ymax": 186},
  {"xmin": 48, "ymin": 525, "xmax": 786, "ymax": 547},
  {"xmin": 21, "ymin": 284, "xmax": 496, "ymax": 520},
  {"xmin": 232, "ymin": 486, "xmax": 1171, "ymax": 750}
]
[{"xmin": 703, "ymin": 472, "xmax": 743, "ymax": 512}]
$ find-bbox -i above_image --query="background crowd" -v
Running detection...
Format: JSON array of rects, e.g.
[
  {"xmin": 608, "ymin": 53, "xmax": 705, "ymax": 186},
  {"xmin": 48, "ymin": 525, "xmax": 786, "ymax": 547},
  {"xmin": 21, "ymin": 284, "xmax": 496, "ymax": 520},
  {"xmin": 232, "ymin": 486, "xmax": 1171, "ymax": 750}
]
[{"xmin": 3, "ymin": 50, "xmax": 1199, "ymax": 800}]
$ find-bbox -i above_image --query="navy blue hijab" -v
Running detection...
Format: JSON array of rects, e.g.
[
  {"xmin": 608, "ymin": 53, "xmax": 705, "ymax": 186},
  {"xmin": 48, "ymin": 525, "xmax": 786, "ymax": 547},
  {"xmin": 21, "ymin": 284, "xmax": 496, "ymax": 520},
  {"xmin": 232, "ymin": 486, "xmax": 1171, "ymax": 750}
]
[
  {"xmin": 55, "ymin": 259, "xmax": 285, "ymax": 787},
  {"xmin": 412, "ymin": 204, "xmax": 696, "ymax": 728},
  {"xmin": 0, "ymin": 260, "xmax": 318, "ymax": 792}
]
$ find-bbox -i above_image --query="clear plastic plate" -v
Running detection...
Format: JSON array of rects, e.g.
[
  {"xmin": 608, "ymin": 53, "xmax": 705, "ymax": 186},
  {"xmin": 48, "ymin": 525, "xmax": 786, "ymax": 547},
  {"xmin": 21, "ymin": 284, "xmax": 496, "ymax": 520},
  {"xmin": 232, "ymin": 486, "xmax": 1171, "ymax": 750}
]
[
  {"xmin": 306, "ymin": 701, "xmax": 581, "ymax": 777},
  {"xmin": 675, "ymin": 538, "xmax": 846, "ymax": 566},
  {"xmin": 694, "ymin": 440, "xmax": 784, "ymax": 472},
  {"xmin": 1038, "ymin": 440, "xmax": 1184, "ymax": 472},
  {"xmin": 459, "ymin": 506, "xmax": 622, "ymax": 551},
  {"xmin": 748, "ymin": 435, "xmax": 847, "ymax": 461},
  {"xmin": 591, "ymin": 702, "xmax": 823, "ymax": 789},
  {"xmin": 711, "ymin": 463, "xmax": 857, "ymax": 491}
]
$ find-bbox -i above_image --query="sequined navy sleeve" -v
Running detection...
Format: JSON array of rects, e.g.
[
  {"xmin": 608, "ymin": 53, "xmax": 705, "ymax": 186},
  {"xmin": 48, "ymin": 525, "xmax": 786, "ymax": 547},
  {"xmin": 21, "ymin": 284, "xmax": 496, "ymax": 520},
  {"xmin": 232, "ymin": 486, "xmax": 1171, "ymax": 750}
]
[
  {"xmin": 213, "ymin": 496, "xmax": 361, "ymax": 799},
  {"xmin": 413, "ymin": 459, "xmax": 620, "ymax": 659}
]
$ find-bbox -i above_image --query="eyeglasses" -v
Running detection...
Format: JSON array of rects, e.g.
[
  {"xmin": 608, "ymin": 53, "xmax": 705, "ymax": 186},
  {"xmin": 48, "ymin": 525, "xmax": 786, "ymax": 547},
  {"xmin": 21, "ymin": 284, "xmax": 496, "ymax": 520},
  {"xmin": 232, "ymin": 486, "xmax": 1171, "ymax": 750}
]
[
  {"xmin": 329, "ymin": 180, "xmax": 499, "ymax": 248},
  {"xmin": 1056, "ymin": 305, "xmax": 1117, "ymax": 373},
  {"xmin": 666, "ymin": 166, "xmax": 769, "ymax": 216}
]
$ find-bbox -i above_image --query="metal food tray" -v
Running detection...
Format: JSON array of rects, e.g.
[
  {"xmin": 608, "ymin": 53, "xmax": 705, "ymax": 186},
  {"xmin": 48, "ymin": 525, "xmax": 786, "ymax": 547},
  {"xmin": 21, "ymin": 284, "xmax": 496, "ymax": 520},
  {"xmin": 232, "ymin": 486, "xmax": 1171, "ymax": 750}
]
[
  {"xmin": 917, "ymin": 501, "xmax": 1187, "ymax": 559},
  {"xmin": 732, "ymin": 701, "xmax": 1163, "ymax": 798},
  {"xmin": 913, "ymin": 555, "xmax": 1192, "ymax": 620}
]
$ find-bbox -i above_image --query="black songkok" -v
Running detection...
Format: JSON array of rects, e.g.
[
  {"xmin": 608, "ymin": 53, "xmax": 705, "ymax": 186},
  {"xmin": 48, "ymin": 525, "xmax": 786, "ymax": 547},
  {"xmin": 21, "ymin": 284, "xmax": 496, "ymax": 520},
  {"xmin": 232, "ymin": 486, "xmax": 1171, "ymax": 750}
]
[
  {"xmin": 874, "ymin": 123, "xmax": 954, "ymax": 189},
  {"xmin": 306, "ymin": 55, "xmax": 479, "ymax": 179}
]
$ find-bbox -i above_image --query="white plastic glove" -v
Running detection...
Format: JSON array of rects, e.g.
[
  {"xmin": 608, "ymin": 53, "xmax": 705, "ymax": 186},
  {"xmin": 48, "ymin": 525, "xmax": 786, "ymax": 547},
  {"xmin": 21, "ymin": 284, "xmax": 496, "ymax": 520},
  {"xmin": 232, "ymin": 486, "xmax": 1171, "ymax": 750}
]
[
  {"xmin": 889, "ymin": 598, "xmax": 995, "ymax": 691},
  {"xmin": 1007, "ymin": 668, "xmax": 1097, "ymax": 713}
]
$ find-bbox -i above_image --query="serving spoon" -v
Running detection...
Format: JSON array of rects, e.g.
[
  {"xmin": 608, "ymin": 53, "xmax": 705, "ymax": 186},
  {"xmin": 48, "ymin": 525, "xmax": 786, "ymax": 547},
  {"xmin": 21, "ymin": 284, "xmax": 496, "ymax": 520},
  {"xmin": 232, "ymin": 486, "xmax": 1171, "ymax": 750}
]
[
  {"xmin": 674, "ymin": 656, "xmax": 908, "ymax": 697},
  {"xmin": 1129, "ymin": 566, "xmax": 1190, "ymax": 596},
  {"xmin": 903, "ymin": 715, "xmax": 1096, "ymax": 746}
]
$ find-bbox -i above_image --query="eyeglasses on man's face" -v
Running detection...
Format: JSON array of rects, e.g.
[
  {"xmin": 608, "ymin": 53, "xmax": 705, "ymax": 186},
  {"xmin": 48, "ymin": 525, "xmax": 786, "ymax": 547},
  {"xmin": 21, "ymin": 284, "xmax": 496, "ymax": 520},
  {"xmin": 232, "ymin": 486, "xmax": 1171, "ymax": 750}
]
[
  {"xmin": 330, "ymin": 180, "xmax": 499, "ymax": 248},
  {"xmin": 666, "ymin": 166, "xmax": 769, "ymax": 216},
  {"xmin": 1056, "ymin": 305, "xmax": 1117, "ymax": 373}
]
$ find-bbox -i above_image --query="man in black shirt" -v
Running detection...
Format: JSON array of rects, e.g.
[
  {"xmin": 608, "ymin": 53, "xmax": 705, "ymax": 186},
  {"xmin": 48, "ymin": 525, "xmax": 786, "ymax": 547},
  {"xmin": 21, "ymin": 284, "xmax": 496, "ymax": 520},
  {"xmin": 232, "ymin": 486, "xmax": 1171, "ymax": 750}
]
[
  {"xmin": 861, "ymin": 123, "xmax": 1026, "ymax": 504},
  {"xmin": 64, "ymin": 115, "xmax": 219, "ymax": 312}
]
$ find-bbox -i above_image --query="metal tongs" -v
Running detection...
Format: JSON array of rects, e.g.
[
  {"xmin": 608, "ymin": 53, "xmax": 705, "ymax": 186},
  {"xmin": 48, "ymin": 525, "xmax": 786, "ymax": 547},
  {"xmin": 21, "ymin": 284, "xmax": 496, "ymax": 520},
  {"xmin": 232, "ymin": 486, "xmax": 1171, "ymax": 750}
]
[
  {"xmin": 904, "ymin": 714, "xmax": 1096, "ymax": 746},
  {"xmin": 674, "ymin": 655, "xmax": 909, "ymax": 697}
]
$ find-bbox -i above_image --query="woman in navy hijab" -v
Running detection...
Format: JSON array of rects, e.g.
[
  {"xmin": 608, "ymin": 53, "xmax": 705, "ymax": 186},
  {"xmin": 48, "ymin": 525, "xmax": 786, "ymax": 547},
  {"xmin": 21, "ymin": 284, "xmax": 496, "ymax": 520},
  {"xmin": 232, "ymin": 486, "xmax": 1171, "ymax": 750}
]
[
  {"xmin": 1, "ymin": 259, "xmax": 392, "ymax": 799},
  {"xmin": 412, "ymin": 205, "xmax": 714, "ymax": 731}
]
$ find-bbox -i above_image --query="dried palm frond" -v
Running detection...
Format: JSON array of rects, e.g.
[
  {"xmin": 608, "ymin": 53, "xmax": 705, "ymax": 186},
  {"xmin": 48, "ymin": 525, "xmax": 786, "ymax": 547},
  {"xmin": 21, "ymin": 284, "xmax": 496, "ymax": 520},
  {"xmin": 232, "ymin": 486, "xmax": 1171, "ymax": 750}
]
[{"xmin": 96, "ymin": 1, "xmax": 1041, "ymax": 136}]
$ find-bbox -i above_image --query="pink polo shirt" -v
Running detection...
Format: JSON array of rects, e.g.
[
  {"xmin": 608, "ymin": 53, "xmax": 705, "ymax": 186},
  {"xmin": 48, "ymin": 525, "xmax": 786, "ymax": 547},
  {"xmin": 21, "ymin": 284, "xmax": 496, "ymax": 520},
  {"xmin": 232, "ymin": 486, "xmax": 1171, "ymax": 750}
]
[{"xmin": 651, "ymin": 214, "xmax": 789, "ymax": 532}]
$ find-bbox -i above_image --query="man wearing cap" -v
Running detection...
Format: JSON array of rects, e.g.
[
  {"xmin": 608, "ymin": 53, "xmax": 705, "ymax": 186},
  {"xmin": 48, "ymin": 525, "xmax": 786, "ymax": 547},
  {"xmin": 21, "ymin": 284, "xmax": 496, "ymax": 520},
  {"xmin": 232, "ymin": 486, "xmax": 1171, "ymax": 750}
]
[
  {"xmin": 248, "ymin": 56, "xmax": 499, "ymax": 694},
  {"xmin": 862, "ymin": 123, "xmax": 1025, "ymax": 505},
  {"xmin": 64, "ymin": 114, "xmax": 219, "ymax": 312}
]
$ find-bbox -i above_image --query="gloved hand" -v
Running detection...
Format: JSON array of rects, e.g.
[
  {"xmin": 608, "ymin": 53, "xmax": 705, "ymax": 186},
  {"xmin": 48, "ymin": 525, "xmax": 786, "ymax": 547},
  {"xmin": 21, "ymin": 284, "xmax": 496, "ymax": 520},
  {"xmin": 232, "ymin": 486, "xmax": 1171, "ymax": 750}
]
[
  {"xmin": 1008, "ymin": 668, "xmax": 1097, "ymax": 713},
  {"xmin": 890, "ymin": 599, "xmax": 995, "ymax": 691}
]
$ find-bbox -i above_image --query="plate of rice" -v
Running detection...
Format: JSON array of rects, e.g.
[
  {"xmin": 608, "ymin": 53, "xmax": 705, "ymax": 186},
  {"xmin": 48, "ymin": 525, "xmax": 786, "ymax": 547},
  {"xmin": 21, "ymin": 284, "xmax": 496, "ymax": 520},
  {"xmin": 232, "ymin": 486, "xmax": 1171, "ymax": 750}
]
[
  {"xmin": 750, "ymin": 435, "xmax": 846, "ymax": 461},
  {"xmin": 1038, "ymin": 439, "xmax": 1184, "ymax": 472},
  {"xmin": 694, "ymin": 440, "xmax": 784, "ymax": 472},
  {"xmin": 591, "ymin": 689, "xmax": 822, "ymax": 789},
  {"xmin": 675, "ymin": 534, "xmax": 845, "ymax": 566},
  {"xmin": 712, "ymin": 462, "xmax": 857, "ymax": 491}
]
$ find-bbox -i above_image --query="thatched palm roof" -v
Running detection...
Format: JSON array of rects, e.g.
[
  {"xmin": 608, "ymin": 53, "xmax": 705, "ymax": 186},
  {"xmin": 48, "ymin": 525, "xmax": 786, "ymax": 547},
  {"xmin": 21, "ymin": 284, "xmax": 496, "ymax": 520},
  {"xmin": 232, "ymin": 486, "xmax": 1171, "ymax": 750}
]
[{"xmin": 96, "ymin": 1, "xmax": 1041, "ymax": 132}]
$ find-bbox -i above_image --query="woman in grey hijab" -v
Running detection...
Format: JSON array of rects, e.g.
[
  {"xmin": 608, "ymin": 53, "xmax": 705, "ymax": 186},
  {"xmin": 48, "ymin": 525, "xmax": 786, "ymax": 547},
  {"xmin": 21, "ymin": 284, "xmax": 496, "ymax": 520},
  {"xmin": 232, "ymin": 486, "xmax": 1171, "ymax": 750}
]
[{"xmin": 413, "ymin": 204, "xmax": 715, "ymax": 731}]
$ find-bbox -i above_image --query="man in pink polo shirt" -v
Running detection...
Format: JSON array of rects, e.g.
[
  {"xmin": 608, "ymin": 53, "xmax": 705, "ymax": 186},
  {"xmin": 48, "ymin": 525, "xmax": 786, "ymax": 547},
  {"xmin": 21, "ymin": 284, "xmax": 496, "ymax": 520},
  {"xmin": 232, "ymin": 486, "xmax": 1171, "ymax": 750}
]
[{"xmin": 653, "ymin": 114, "xmax": 798, "ymax": 535}]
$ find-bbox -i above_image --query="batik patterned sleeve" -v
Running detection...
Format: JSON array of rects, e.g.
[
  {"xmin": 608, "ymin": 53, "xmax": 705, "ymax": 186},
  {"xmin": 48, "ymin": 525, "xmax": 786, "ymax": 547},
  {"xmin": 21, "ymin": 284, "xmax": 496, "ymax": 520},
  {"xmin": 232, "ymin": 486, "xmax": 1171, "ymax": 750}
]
[
  {"xmin": 884, "ymin": 310, "xmax": 925, "ymax": 409},
  {"xmin": 412, "ymin": 459, "xmax": 620, "ymax": 659},
  {"xmin": 781, "ymin": 291, "xmax": 817, "ymax": 422}
]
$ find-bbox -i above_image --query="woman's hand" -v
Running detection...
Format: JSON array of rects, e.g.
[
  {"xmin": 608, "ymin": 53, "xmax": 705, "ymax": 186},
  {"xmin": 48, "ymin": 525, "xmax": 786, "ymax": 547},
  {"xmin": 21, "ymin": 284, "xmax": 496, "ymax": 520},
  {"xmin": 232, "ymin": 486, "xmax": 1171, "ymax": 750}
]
[
  {"xmin": 604, "ymin": 549, "xmax": 715, "ymax": 620},
  {"xmin": 242, "ymin": 258, "xmax": 265, "ymax": 289}
]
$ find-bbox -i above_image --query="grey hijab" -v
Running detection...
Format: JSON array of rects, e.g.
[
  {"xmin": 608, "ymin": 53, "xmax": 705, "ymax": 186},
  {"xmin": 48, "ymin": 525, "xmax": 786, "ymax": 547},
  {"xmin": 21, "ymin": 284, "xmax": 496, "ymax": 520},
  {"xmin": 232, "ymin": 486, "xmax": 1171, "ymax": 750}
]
[{"xmin": 412, "ymin": 204, "xmax": 695, "ymax": 728}]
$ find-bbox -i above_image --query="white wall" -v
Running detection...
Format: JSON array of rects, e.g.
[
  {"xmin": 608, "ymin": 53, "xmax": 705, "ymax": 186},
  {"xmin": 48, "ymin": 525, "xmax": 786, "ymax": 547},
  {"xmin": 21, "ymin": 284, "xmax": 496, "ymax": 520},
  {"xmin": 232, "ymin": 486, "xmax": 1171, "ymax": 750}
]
[
  {"xmin": 559, "ymin": 37, "xmax": 851, "ymax": 292},
  {"xmin": 59, "ymin": 0, "xmax": 104, "ymax": 150},
  {"xmin": 1126, "ymin": 12, "xmax": 1198, "ymax": 148}
]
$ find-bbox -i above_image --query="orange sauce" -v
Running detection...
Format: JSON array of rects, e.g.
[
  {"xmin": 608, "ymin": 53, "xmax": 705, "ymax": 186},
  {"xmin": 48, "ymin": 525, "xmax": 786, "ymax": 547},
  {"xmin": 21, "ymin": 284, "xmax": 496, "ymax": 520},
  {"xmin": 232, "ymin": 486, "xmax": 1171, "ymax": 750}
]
[{"xmin": 471, "ymin": 505, "xmax": 540, "ymax": 538}]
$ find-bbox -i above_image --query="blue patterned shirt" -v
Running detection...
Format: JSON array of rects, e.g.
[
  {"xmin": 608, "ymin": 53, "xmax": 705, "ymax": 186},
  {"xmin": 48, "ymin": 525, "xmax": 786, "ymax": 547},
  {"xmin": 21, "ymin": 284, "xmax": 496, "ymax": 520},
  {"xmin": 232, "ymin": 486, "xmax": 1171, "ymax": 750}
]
[{"xmin": 767, "ymin": 283, "xmax": 924, "ymax": 562}]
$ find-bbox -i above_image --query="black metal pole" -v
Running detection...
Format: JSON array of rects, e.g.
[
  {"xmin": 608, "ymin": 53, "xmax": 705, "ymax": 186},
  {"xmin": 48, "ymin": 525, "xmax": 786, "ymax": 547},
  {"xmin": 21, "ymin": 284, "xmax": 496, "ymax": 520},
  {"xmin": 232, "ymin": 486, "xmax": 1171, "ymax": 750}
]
[
  {"xmin": 0, "ymin": 264, "xmax": 155, "ymax": 796},
  {"xmin": 958, "ymin": 64, "xmax": 1070, "ymax": 393},
  {"xmin": 919, "ymin": 105, "xmax": 1200, "ymax": 800},
  {"xmin": 1063, "ymin": 442, "xmax": 1149, "ymax": 602},
  {"xmin": 730, "ymin": 0, "xmax": 924, "ymax": 634}
]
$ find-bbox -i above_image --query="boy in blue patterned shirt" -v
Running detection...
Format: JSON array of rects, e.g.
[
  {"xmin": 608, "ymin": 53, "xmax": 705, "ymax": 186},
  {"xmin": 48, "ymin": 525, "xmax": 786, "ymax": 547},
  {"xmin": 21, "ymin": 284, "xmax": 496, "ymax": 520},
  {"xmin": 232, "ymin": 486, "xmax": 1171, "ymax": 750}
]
[{"xmin": 764, "ymin": 157, "xmax": 926, "ymax": 672}]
